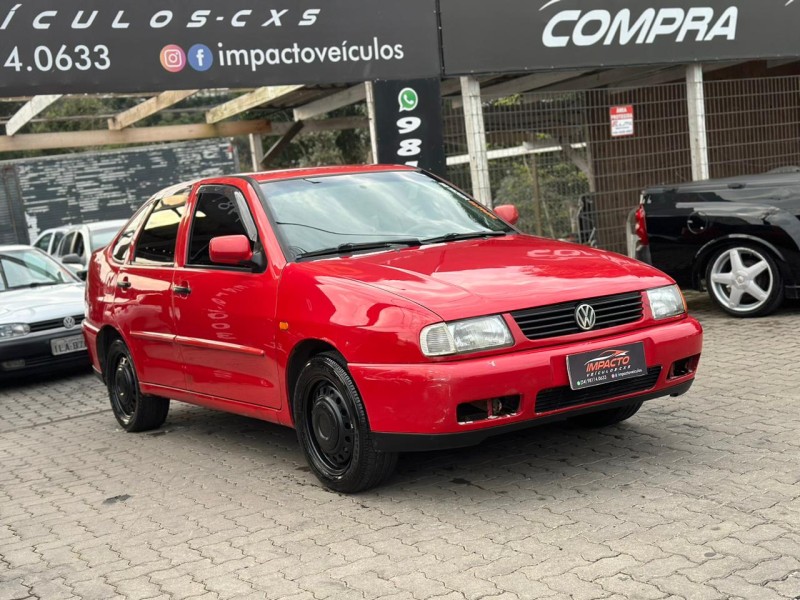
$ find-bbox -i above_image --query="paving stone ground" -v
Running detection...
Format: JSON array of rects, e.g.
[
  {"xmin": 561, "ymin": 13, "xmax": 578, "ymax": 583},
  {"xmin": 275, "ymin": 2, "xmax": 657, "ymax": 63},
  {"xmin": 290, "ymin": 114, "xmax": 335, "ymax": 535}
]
[{"xmin": 1, "ymin": 293, "xmax": 799, "ymax": 600}]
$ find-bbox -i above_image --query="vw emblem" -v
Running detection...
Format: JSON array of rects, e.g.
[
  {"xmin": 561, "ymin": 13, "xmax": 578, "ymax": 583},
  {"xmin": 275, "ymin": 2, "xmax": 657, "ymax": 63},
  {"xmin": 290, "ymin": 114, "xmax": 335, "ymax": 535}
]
[
  {"xmin": 63, "ymin": 316, "xmax": 75, "ymax": 329},
  {"xmin": 575, "ymin": 304, "xmax": 596, "ymax": 331}
]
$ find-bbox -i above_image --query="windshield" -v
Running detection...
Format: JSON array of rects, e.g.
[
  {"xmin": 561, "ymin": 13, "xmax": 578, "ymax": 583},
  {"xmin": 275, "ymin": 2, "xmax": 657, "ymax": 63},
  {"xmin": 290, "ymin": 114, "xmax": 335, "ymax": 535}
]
[
  {"xmin": 90, "ymin": 226, "xmax": 123, "ymax": 251},
  {"xmin": 260, "ymin": 171, "xmax": 512, "ymax": 259},
  {"xmin": 0, "ymin": 248, "xmax": 76, "ymax": 292}
]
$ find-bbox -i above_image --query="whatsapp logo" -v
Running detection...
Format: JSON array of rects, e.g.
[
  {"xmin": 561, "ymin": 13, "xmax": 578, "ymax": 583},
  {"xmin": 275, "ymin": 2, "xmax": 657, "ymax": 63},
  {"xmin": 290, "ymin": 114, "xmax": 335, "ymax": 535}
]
[{"xmin": 398, "ymin": 87, "xmax": 419, "ymax": 112}]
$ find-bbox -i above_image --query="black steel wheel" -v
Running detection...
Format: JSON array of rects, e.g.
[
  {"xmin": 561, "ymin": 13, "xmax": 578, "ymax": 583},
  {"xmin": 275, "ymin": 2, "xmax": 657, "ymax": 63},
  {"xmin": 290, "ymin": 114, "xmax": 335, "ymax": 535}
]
[
  {"xmin": 106, "ymin": 339, "xmax": 169, "ymax": 432},
  {"xmin": 293, "ymin": 352, "xmax": 397, "ymax": 493},
  {"xmin": 569, "ymin": 402, "xmax": 643, "ymax": 428}
]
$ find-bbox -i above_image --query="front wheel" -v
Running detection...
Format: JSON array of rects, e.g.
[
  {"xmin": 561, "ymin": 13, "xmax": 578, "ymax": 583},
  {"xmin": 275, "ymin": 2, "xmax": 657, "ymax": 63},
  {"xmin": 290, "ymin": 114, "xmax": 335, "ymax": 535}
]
[
  {"xmin": 106, "ymin": 339, "xmax": 169, "ymax": 432},
  {"xmin": 705, "ymin": 245, "xmax": 784, "ymax": 318},
  {"xmin": 293, "ymin": 352, "xmax": 397, "ymax": 493}
]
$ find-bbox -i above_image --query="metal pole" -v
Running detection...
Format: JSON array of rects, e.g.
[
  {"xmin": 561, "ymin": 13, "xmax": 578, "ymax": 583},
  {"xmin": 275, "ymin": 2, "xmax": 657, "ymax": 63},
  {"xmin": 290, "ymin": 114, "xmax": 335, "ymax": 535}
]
[
  {"xmin": 248, "ymin": 133, "xmax": 264, "ymax": 172},
  {"xmin": 686, "ymin": 64, "xmax": 710, "ymax": 181},
  {"xmin": 365, "ymin": 81, "xmax": 379, "ymax": 164},
  {"xmin": 459, "ymin": 76, "xmax": 492, "ymax": 207}
]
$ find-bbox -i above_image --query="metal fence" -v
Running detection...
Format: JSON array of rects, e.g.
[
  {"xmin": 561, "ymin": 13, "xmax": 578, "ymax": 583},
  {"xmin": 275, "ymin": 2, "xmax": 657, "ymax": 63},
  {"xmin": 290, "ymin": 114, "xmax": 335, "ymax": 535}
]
[{"xmin": 444, "ymin": 75, "xmax": 800, "ymax": 255}]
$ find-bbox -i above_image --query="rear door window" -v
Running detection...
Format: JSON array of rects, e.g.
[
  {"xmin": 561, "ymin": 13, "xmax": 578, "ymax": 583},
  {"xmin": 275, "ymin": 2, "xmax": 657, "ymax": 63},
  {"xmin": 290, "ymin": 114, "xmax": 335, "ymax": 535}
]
[
  {"xmin": 133, "ymin": 195, "xmax": 187, "ymax": 265},
  {"xmin": 34, "ymin": 233, "xmax": 51, "ymax": 252}
]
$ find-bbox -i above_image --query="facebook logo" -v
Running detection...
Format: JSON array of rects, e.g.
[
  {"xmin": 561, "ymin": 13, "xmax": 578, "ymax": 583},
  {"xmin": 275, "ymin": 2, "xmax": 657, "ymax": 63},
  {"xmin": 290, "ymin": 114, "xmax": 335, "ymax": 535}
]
[{"xmin": 188, "ymin": 44, "xmax": 213, "ymax": 72}]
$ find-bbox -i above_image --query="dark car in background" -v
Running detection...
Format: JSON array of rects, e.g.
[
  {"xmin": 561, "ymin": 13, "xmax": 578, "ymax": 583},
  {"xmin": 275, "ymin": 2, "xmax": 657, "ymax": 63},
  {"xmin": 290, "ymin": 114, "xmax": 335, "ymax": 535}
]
[{"xmin": 632, "ymin": 171, "xmax": 800, "ymax": 317}]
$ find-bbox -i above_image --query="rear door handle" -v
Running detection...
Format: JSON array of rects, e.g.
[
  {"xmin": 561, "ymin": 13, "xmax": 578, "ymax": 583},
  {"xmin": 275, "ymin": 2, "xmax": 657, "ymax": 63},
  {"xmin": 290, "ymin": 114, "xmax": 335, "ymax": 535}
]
[{"xmin": 172, "ymin": 285, "xmax": 192, "ymax": 296}]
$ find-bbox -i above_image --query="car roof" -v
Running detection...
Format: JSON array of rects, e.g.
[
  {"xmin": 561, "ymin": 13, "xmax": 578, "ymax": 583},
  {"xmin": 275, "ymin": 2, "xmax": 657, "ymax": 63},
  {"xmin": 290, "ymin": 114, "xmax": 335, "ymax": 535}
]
[
  {"xmin": 61, "ymin": 220, "xmax": 128, "ymax": 232},
  {"xmin": 0, "ymin": 245, "xmax": 36, "ymax": 252},
  {"xmin": 645, "ymin": 171, "xmax": 800, "ymax": 194},
  {"xmin": 36, "ymin": 226, "xmax": 71, "ymax": 235},
  {"xmin": 247, "ymin": 164, "xmax": 415, "ymax": 184}
]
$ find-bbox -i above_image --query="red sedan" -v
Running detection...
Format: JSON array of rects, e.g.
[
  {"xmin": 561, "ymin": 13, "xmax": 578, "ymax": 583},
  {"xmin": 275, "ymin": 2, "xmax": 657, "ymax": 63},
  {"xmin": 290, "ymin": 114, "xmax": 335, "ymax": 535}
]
[{"xmin": 84, "ymin": 166, "xmax": 702, "ymax": 492}]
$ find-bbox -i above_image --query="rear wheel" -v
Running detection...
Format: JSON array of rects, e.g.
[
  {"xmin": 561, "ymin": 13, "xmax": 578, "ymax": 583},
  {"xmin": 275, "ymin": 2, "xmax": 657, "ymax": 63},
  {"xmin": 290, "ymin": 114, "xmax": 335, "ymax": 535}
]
[
  {"xmin": 706, "ymin": 245, "xmax": 783, "ymax": 318},
  {"xmin": 106, "ymin": 339, "xmax": 169, "ymax": 432},
  {"xmin": 293, "ymin": 352, "xmax": 397, "ymax": 493},
  {"xmin": 569, "ymin": 402, "xmax": 643, "ymax": 428}
]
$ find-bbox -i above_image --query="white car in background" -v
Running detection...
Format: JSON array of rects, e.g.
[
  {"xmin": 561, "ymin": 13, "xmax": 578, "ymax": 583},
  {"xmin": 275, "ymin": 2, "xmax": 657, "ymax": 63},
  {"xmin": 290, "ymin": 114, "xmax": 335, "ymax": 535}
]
[
  {"xmin": 32, "ymin": 226, "xmax": 70, "ymax": 256},
  {"xmin": 0, "ymin": 246, "xmax": 88, "ymax": 380},
  {"xmin": 54, "ymin": 220, "xmax": 128, "ymax": 277}
]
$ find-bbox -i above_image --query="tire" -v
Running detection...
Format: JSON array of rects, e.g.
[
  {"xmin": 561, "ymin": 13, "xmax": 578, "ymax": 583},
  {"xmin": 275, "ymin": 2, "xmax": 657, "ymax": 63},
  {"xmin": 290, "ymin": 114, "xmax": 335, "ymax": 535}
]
[
  {"xmin": 705, "ymin": 244, "xmax": 784, "ymax": 318},
  {"xmin": 293, "ymin": 352, "xmax": 397, "ymax": 493},
  {"xmin": 569, "ymin": 402, "xmax": 643, "ymax": 428},
  {"xmin": 106, "ymin": 339, "xmax": 169, "ymax": 432}
]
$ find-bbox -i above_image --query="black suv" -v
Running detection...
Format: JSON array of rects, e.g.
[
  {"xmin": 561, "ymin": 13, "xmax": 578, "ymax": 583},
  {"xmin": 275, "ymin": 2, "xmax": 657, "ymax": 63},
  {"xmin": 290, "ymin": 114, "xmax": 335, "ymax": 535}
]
[{"xmin": 633, "ymin": 171, "xmax": 800, "ymax": 317}]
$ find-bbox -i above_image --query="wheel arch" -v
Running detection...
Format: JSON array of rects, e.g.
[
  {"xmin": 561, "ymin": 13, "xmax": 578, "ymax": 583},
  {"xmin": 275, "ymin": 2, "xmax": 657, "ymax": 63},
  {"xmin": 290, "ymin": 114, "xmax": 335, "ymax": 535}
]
[
  {"xmin": 95, "ymin": 325, "xmax": 124, "ymax": 382},
  {"xmin": 692, "ymin": 234, "xmax": 788, "ymax": 289},
  {"xmin": 285, "ymin": 338, "xmax": 341, "ymax": 425}
]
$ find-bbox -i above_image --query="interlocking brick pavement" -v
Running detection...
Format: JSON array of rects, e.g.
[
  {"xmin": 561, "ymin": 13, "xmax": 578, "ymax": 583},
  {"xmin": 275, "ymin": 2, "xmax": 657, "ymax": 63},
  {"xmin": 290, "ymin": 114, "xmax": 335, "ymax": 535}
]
[{"xmin": 1, "ymin": 293, "xmax": 799, "ymax": 600}]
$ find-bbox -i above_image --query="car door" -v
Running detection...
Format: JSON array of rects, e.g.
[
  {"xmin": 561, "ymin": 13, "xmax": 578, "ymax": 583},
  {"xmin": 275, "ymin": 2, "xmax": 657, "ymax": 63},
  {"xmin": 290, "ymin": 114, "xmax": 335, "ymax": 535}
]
[
  {"xmin": 112, "ymin": 192, "xmax": 188, "ymax": 390},
  {"xmin": 172, "ymin": 183, "xmax": 281, "ymax": 409}
]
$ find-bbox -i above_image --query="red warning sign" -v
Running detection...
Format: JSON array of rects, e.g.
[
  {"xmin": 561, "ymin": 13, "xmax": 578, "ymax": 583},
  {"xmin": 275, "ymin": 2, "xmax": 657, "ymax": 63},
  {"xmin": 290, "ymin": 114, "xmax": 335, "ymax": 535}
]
[{"xmin": 610, "ymin": 105, "xmax": 635, "ymax": 138}]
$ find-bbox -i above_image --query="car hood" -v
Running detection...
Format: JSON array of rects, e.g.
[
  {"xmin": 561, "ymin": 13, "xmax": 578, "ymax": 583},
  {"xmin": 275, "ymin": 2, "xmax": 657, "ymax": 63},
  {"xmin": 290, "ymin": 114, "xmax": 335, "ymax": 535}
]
[
  {"xmin": 0, "ymin": 283, "xmax": 85, "ymax": 324},
  {"xmin": 298, "ymin": 235, "xmax": 674, "ymax": 321}
]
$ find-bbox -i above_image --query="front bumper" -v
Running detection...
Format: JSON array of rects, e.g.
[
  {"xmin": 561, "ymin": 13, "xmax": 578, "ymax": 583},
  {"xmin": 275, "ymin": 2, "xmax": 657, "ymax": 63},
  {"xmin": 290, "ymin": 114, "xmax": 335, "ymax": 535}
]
[
  {"xmin": 0, "ymin": 332, "xmax": 90, "ymax": 380},
  {"xmin": 350, "ymin": 317, "xmax": 702, "ymax": 451}
]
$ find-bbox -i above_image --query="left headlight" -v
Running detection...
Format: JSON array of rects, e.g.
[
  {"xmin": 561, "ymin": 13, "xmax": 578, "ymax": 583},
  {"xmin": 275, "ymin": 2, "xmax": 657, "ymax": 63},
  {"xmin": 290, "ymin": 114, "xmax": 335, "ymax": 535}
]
[
  {"xmin": 420, "ymin": 315, "xmax": 513, "ymax": 357},
  {"xmin": 647, "ymin": 285, "xmax": 686, "ymax": 320},
  {"xmin": 0, "ymin": 323, "xmax": 31, "ymax": 340}
]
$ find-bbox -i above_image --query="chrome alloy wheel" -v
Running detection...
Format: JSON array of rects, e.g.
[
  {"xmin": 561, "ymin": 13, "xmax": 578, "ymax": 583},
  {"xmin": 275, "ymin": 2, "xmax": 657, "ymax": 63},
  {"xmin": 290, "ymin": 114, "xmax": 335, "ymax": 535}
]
[{"xmin": 708, "ymin": 246, "xmax": 774, "ymax": 314}]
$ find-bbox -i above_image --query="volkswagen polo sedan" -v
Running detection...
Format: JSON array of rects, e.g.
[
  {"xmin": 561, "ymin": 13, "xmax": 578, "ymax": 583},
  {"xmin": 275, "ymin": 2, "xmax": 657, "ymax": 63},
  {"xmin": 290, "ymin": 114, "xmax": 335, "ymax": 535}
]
[
  {"xmin": 84, "ymin": 166, "xmax": 703, "ymax": 492},
  {"xmin": 0, "ymin": 246, "xmax": 88, "ymax": 379}
]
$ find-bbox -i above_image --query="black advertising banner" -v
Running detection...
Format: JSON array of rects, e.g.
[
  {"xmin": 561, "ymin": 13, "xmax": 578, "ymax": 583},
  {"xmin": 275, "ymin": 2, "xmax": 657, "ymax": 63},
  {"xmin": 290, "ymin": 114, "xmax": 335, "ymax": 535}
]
[
  {"xmin": 0, "ymin": 0, "xmax": 440, "ymax": 95},
  {"xmin": 371, "ymin": 79, "xmax": 447, "ymax": 177},
  {"xmin": 440, "ymin": 0, "xmax": 800, "ymax": 75}
]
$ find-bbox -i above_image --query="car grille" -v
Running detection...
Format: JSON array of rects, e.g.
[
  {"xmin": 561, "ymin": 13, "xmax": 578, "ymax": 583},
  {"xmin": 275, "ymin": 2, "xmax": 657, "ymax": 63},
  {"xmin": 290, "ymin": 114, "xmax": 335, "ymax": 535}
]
[
  {"xmin": 535, "ymin": 366, "xmax": 662, "ymax": 414},
  {"xmin": 511, "ymin": 292, "xmax": 644, "ymax": 340},
  {"xmin": 29, "ymin": 315, "xmax": 84, "ymax": 333}
]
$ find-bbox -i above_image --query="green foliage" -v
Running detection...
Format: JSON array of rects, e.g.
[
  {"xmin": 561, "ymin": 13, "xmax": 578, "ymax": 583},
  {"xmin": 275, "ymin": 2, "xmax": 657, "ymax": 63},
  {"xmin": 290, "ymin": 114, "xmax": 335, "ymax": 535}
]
[{"xmin": 495, "ymin": 156, "xmax": 589, "ymax": 239}]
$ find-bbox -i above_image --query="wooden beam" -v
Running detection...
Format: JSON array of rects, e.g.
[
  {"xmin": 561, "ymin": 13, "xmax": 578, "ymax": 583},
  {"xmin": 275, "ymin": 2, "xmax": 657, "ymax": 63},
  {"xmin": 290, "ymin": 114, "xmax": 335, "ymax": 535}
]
[
  {"xmin": 261, "ymin": 121, "xmax": 305, "ymax": 168},
  {"xmin": 293, "ymin": 85, "xmax": 366, "ymax": 121},
  {"xmin": 108, "ymin": 90, "xmax": 198, "ymax": 130},
  {"xmin": 608, "ymin": 61, "xmax": 742, "ymax": 90},
  {"xmin": 6, "ymin": 95, "xmax": 63, "ymax": 136},
  {"xmin": 478, "ymin": 71, "xmax": 591, "ymax": 100},
  {"xmin": 0, "ymin": 120, "xmax": 272, "ymax": 152},
  {"xmin": 205, "ymin": 85, "xmax": 304, "ymax": 123},
  {"xmin": 0, "ymin": 117, "xmax": 368, "ymax": 153}
]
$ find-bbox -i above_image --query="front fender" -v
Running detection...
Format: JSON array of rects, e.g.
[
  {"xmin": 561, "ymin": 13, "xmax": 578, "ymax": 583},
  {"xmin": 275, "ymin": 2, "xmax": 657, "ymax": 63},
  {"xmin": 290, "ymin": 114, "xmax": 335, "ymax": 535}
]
[{"xmin": 276, "ymin": 264, "xmax": 441, "ymax": 367}]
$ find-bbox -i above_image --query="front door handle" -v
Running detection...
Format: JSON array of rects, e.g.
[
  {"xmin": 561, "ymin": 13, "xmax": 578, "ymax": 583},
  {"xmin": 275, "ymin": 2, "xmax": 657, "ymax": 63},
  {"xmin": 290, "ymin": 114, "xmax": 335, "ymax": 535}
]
[
  {"xmin": 172, "ymin": 285, "xmax": 192, "ymax": 296},
  {"xmin": 117, "ymin": 279, "xmax": 131, "ymax": 290}
]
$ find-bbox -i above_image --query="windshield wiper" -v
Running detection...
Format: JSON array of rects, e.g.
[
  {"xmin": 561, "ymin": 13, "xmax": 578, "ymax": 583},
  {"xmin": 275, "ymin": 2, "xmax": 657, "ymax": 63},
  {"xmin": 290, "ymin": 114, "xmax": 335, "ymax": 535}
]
[
  {"xmin": 422, "ymin": 231, "xmax": 508, "ymax": 245},
  {"xmin": 297, "ymin": 239, "xmax": 422, "ymax": 260}
]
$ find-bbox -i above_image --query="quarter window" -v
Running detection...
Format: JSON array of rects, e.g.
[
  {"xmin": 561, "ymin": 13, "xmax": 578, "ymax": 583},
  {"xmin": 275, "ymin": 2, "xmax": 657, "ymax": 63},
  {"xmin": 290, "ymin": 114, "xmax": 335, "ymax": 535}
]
[
  {"xmin": 34, "ymin": 233, "xmax": 51, "ymax": 251},
  {"xmin": 133, "ymin": 195, "xmax": 187, "ymax": 265},
  {"xmin": 112, "ymin": 209, "xmax": 148, "ymax": 263}
]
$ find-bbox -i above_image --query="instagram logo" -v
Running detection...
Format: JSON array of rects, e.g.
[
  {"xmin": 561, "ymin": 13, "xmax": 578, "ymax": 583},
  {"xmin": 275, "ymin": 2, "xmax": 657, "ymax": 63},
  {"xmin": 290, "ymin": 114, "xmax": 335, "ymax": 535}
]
[{"xmin": 160, "ymin": 45, "xmax": 186, "ymax": 73}]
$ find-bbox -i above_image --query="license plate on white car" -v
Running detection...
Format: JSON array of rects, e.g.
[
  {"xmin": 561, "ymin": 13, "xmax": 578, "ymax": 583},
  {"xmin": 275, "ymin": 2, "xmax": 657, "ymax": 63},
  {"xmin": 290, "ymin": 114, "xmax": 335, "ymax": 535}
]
[{"xmin": 51, "ymin": 335, "xmax": 86, "ymax": 356}]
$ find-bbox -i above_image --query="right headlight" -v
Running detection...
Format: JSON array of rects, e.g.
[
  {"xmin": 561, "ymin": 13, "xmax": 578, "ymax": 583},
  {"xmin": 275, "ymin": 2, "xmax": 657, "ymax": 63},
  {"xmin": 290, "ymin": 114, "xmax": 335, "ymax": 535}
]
[
  {"xmin": 646, "ymin": 285, "xmax": 686, "ymax": 320},
  {"xmin": 420, "ymin": 315, "xmax": 513, "ymax": 357},
  {"xmin": 0, "ymin": 323, "xmax": 31, "ymax": 340}
]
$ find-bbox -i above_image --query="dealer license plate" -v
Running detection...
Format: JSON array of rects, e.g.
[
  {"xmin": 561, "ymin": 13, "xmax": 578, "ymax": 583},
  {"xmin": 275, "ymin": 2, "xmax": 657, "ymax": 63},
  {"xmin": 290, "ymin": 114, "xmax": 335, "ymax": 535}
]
[
  {"xmin": 566, "ymin": 342, "xmax": 647, "ymax": 391},
  {"xmin": 51, "ymin": 334, "xmax": 86, "ymax": 356}
]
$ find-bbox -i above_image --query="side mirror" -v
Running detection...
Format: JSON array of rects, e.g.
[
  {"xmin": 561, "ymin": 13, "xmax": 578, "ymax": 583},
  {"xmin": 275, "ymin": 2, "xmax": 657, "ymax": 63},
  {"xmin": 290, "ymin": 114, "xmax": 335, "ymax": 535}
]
[
  {"xmin": 61, "ymin": 253, "xmax": 84, "ymax": 266},
  {"xmin": 209, "ymin": 235, "xmax": 254, "ymax": 266},
  {"xmin": 494, "ymin": 204, "xmax": 520, "ymax": 226}
]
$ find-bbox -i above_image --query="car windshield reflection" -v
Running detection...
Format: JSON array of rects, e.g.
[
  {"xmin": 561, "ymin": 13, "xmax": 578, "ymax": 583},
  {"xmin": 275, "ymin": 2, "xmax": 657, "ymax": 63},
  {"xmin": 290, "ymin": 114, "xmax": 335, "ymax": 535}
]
[{"xmin": 261, "ymin": 170, "xmax": 512, "ymax": 260}]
